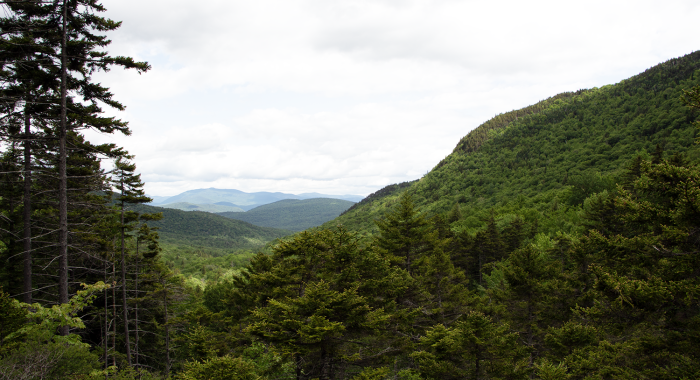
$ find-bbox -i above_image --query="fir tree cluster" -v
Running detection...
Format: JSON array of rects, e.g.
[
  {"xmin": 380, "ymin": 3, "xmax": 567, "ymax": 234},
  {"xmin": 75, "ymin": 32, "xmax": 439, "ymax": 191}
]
[{"xmin": 134, "ymin": 151, "xmax": 700, "ymax": 379}]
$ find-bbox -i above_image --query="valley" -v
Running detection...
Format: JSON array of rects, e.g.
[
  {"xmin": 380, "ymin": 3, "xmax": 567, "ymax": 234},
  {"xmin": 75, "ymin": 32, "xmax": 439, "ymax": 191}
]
[{"xmin": 2, "ymin": 14, "xmax": 699, "ymax": 375}]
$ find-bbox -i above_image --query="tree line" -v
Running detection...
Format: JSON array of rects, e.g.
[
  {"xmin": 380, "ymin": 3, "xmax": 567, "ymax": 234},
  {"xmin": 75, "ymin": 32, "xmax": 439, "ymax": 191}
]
[
  {"xmin": 0, "ymin": 1, "xmax": 186, "ymax": 378},
  {"xmin": 153, "ymin": 150, "xmax": 699, "ymax": 379}
]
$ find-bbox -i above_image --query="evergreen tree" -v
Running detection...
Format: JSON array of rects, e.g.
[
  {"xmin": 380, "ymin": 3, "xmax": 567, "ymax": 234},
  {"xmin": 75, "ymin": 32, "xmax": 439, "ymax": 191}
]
[
  {"xmin": 569, "ymin": 157, "xmax": 700, "ymax": 378},
  {"xmin": 374, "ymin": 192, "xmax": 432, "ymax": 275},
  {"xmin": 111, "ymin": 156, "xmax": 152, "ymax": 366},
  {"xmin": 471, "ymin": 213, "xmax": 505, "ymax": 285},
  {"xmin": 446, "ymin": 203, "xmax": 462, "ymax": 223},
  {"xmin": 53, "ymin": 0, "xmax": 149, "ymax": 327},
  {"xmin": 244, "ymin": 227, "xmax": 400, "ymax": 380},
  {"xmin": 412, "ymin": 311, "xmax": 527, "ymax": 380},
  {"xmin": 494, "ymin": 245, "xmax": 561, "ymax": 372}
]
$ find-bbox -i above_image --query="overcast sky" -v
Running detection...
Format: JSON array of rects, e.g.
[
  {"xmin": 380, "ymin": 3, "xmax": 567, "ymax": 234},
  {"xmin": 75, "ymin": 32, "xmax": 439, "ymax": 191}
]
[{"xmin": 86, "ymin": 0, "xmax": 700, "ymax": 197}]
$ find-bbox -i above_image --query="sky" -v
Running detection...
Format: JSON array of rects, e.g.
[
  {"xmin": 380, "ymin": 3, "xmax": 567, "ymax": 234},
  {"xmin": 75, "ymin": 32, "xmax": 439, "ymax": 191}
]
[{"xmin": 85, "ymin": 0, "xmax": 700, "ymax": 197}]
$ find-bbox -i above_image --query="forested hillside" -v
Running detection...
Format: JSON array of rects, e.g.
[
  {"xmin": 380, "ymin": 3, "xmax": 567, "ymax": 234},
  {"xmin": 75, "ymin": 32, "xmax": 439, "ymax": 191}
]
[
  {"xmin": 218, "ymin": 198, "xmax": 356, "ymax": 231},
  {"xmin": 130, "ymin": 205, "xmax": 291, "ymax": 282},
  {"xmin": 334, "ymin": 51, "xmax": 700, "ymax": 235}
]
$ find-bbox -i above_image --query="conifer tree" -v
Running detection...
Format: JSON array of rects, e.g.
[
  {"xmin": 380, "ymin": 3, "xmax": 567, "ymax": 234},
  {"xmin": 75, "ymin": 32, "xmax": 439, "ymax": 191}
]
[
  {"xmin": 413, "ymin": 241, "xmax": 472, "ymax": 327},
  {"xmin": 570, "ymin": 156, "xmax": 700, "ymax": 378},
  {"xmin": 53, "ymin": 0, "xmax": 149, "ymax": 329},
  {"xmin": 471, "ymin": 213, "xmax": 505, "ymax": 285},
  {"xmin": 446, "ymin": 203, "xmax": 462, "ymax": 223},
  {"xmin": 374, "ymin": 192, "xmax": 431, "ymax": 275},
  {"xmin": 111, "ymin": 156, "xmax": 152, "ymax": 366},
  {"xmin": 244, "ymin": 227, "xmax": 401, "ymax": 379},
  {"xmin": 494, "ymin": 245, "xmax": 560, "ymax": 371},
  {"xmin": 412, "ymin": 311, "xmax": 527, "ymax": 380}
]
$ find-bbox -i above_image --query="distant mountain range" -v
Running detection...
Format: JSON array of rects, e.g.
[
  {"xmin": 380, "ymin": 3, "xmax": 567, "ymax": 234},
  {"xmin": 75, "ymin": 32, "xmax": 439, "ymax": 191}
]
[
  {"xmin": 217, "ymin": 198, "xmax": 356, "ymax": 231},
  {"xmin": 158, "ymin": 202, "xmax": 245, "ymax": 213},
  {"xmin": 148, "ymin": 188, "xmax": 364, "ymax": 211}
]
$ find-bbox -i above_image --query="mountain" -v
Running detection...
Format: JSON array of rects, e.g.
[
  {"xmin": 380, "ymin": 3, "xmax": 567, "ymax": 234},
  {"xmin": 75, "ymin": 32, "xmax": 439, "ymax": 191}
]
[
  {"xmin": 149, "ymin": 188, "xmax": 364, "ymax": 210},
  {"xmin": 131, "ymin": 204, "xmax": 291, "ymax": 250},
  {"xmin": 296, "ymin": 192, "xmax": 364, "ymax": 202},
  {"xmin": 146, "ymin": 194, "xmax": 171, "ymax": 204},
  {"xmin": 159, "ymin": 202, "xmax": 244, "ymax": 213},
  {"xmin": 329, "ymin": 51, "xmax": 700, "ymax": 235},
  {"xmin": 217, "ymin": 198, "xmax": 356, "ymax": 231}
]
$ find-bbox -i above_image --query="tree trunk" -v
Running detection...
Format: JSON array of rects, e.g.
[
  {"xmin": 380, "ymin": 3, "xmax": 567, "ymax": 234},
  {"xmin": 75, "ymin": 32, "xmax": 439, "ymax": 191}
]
[
  {"xmin": 120, "ymin": 194, "xmax": 132, "ymax": 365},
  {"xmin": 320, "ymin": 344, "xmax": 331, "ymax": 380},
  {"xmin": 22, "ymin": 108, "xmax": 32, "ymax": 304},
  {"xmin": 112, "ymin": 261, "xmax": 117, "ymax": 367},
  {"xmin": 135, "ymin": 241, "xmax": 139, "ymax": 370},
  {"xmin": 295, "ymin": 353, "xmax": 302, "ymax": 380},
  {"xmin": 104, "ymin": 257, "xmax": 108, "ymax": 374},
  {"xmin": 528, "ymin": 295, "xmax": 534, "ymax": 379},
  {"xmin": 473, "ymin": 347, "xmax": 481, "ymax": 380},
  {"xmin": 58, "ymin": 0, "xmax": 69, "ymax": 335},
  {"xmin": 164, "ymin": 285, "xmax": 171, "ymax": 379}
]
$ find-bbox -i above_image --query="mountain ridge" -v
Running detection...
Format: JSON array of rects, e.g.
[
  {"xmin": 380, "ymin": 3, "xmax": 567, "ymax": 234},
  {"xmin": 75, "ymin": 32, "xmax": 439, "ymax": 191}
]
[
  {"xmin": 130, "ymin": 204, "xmax": 292, "ymax": 251},
  {"xmin": 148, "ymin": 188, "xmax": 364, "ymax": 210},
  {"xmin": 328, "ymin": 50, "xmax": 700, "ymax": 235},
  {"xmin": 218, "ymin": 198, "xmax": 356, "ymax": 231}
]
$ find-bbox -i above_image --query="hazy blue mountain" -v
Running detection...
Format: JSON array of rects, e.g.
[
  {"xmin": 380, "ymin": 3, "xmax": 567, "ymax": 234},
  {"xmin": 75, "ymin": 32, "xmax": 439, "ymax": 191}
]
[
  {"xmin": 149, "ymin": 188, "xmax": 364, "ymax": 210},
  {"xmin": 295, "ymin": 193, "xmax": 364, "ymax": 202},
  {"xmin": 217, "ymin": 198, "xmax": 356, "ymax": 231},
  {"xmin": 147, "ymin": 195, "xmax": 171, "ymax": 205},
  {"xmin": 159, "ymin": 202, "xmax": 245, "ymax": 213},
  {"xmin": 214, "ymin": 201, "xmax": 238, "ymax": 207}
]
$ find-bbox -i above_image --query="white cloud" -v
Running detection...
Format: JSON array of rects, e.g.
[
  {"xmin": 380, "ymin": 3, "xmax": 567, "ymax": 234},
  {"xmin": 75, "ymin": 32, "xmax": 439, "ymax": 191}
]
[{"xmin": 85, "ymin": 0, "xmax": 700, "ymax": 196}]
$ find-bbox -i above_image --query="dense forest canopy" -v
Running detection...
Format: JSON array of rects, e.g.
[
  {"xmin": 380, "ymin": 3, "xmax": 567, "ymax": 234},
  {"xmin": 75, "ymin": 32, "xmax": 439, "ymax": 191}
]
[
  {"xmin": 217, "ymin": 198, "xmax": 356, "ymax": 231},
  {"xmin": 1, "ymin": 2, "xmax": 700, "ymax": 379}
]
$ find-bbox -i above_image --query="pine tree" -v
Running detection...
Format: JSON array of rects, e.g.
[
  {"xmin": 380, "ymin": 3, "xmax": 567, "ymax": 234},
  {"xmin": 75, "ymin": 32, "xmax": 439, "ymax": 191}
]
[
  {"xmin": 243, "ymin": 227, "xmax": 401, "ymax": 380},
  {"xmin": 447, "ymin": 203, "xmax": 462, "ymax": 223},
  {"xmin": 54, "ymin": 0, "xmax": 149, "ymax": 332},
  {"xmin": 569, "ymin": 157, "xmax": 700, "ymax": 378},
  {"xmin": 374, "ymin": 192, "xmax": 432, "ymax": 275},
  {"xmin": 412, "ymin": 311, "xmax": 527, "ymax": 380},
  {"xmin": 111, "ymin": 156, "xmax": 152, "ymax": 366},
  {"xmin": 471, "ymin": 213, "xmax": 505, "ymax": 285},
  {"xmin": 495, "ymin": 245, "xmax": 560, "ymax": 372}
]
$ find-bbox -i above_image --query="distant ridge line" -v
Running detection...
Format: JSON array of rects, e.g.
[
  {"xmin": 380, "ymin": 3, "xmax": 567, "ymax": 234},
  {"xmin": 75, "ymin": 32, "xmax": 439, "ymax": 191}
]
[{"xmin": 340, "ymin": 180, "xmax": 417, "ymax": 216}]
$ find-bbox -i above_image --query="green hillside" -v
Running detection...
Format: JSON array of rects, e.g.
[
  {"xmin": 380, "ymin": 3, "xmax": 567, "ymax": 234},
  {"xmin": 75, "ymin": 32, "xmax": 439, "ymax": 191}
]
[
  {"xmin": 127, "ymin": 204, "xmax": 293, "ymax": 281},
  {"xmin": 218, "ymin": 198, "xmax": 356, "ymax": 231},
  {"xmin": 134, "ymin": 204, "xmax": 291, "ymax": 250},
  {"xmin": 332, "ymin": 51, "xmax": 700, "ymax": 235}
]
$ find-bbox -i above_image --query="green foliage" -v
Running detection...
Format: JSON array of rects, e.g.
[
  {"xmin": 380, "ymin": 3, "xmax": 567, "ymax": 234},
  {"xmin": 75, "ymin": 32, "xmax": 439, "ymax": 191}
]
[
  {"xmin": 352, "ymin": 367, "xmax": 390, "ymax": 380},
  {"xmin": 160, "ymin": 243, "xmax": 256, "ymax": 281},
  {"xmin": 218, "ymin": 198, "xmax": 356, "ymax": 231},
  {"xmin": 3, "ymin": 33, "xmax": 700, "ymax": 379},
  {"xmin": 568, "ymin": 156, "xmax": 700, "ymax": 378},
  {"xmin": 176, "ymin": 355, "xmax": 260, "ymax": 380},
  {"xmin": 8, "ymin": 282, "xmax": 110, "ymax": 344},
  {"xmin": 0, "ymin": 283, "xmax": 108, "ymax": 379},
  {"xmin": 681, "ymin": 84, "xmax": 700, "ymax": 143},
  {"xmin": 412, "ymin": 311, "xmax": 526, "ymax": 380},
  {"xmin": 374, "ymin": 192, "xmax": 432, "ymax": 273},
  {"xmin": 0, "ymin": 288, "xmax": 27, "ymax": 357}
]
